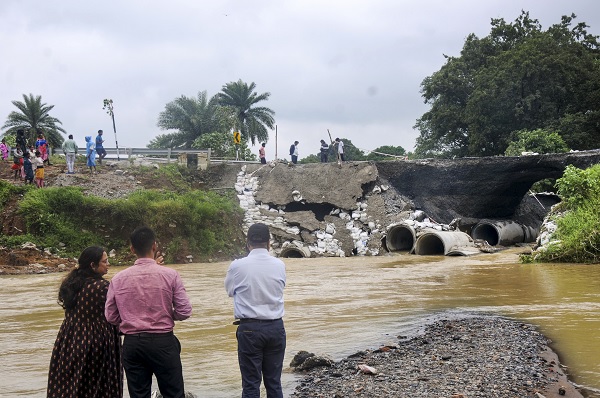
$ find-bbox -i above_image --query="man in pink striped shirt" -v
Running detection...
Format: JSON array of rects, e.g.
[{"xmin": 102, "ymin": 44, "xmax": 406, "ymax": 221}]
[{"xmin": 105, "ymin": 226, "xmax": 192, "ymax": 398}]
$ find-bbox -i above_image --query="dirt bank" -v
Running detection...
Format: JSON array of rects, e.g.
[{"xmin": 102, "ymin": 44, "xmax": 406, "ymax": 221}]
[{"xmin": 0, "ymin": 159, "xmax": 192, "ymax": 275}]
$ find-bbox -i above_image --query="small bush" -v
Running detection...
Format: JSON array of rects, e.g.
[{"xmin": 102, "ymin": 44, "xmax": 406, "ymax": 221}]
[
  {"xmin": 534, "ymin": 164, "xmax": 600, "ymax": 263},
  {"xmin": 13, "ymin": 185, "xmax": 243, "ymax": 260},
  {"xmin": 504, "ymin": 129, "xmax": 569, "ymax": 156}
]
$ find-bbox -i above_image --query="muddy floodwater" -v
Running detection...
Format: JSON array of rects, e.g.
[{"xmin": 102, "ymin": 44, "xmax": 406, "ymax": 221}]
[{"xmin": 1, "ymin": 249, "xmax": 599, "ymax": 397}]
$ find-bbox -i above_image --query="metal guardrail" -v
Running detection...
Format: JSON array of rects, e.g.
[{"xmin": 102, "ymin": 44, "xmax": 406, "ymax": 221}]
[{"xmin": 70, "ymin": 147, "xmax": 211, "ymax": 163}]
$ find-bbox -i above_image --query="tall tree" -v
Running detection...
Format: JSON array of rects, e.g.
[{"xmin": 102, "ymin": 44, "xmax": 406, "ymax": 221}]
[
  {"xmin": 2, "ymin": 93, "xmax": 67, "ymax": 148},
  {"xmin": 415, "ymin": 12, "xmax": 600, "ymax": 158},
  {"xmin": 155, "ymin": 91, "xmax": 228, "ymax": 148},
  {"xmin": 217, "ymin": 79, "xmax": 275, "ymax": 145}
]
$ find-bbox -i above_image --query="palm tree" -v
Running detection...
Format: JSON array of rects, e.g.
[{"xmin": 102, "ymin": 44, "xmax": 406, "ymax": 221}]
[
  {"xmin": 218, "ymin": 79, "xmax": 275, "ymax": 145},
  {"xmin": 155, "ymin": 91, "xmax": 227, "ymax": 148},
  {"xmin": 2, "ymin": 93, "xmax": 67, "ymax": 148}
]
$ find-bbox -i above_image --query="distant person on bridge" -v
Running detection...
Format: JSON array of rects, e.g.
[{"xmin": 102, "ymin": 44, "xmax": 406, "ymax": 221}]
[
  {"xmin": 225, "ymin": 223, "xmax": 287, "ymax": 398},
  {"xmin": 96, "ymin": 130, "xmax": 106, "ymax": 164},
  {"xmin": 259, "ymin": 142, "xmax": 267, "ymax": 164},
  {"xmin": 335, "ymin": 137, "xmax": 345, "ymax": 163},
  {"xmin": 290, "ymin": 141, "xmax": 299, "ymax": 164},
  {"xmin": 320, "ymin": 139, "xmax": 329, "ymax": 163}
]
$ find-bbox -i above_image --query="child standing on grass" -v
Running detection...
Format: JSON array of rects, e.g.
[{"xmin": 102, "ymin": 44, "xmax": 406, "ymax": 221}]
[
  {"xmin": 23, "ymin": 152, "xmax": 34, "ymax": 184},
  {"xmin": 34, "ymin": 150, "xmax": 45, "ymax": 188},
  {"xmin": 11, "ymin": 148, "xmax": 24, "ymax": 180}
]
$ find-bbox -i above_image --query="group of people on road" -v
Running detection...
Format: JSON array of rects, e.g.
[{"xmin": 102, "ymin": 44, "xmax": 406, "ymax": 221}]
[
  {"xmin": 286, "ymin": 137, "xmax": 345, "ymax": 164},
  {"xmin": 5, "ymin": 129, "xmax": 51, "ymax": 187},
  {"xmin": 2, "ymin": 128, "xmax": 109, "ymax": 179},
  {"xmin": 47, "ymin": 222, "xmax": 287, "ymax": 398},
  {"xmin": 259, "ymin": 137, "xmax": 346, "ymax": 165}
]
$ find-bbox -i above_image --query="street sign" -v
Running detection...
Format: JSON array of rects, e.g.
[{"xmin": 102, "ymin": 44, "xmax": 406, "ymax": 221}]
[{"xmin": 233, "ymin": 131, "xmax": 241, "ymax": 144}]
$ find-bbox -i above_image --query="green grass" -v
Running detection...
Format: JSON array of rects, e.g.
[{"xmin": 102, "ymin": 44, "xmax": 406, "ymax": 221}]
[
  {"xmin": 532, "ymin": 164, "xmax": 600, "ymax": 263},
  {"xmin": 1, "ymin": 181, "xmax": 244, "ymax": 261}
]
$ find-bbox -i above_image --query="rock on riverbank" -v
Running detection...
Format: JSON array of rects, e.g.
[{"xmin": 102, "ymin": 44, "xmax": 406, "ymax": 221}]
[{"xmin": 291, "ymin": 316, "xmax": 582, "ymax": 398}]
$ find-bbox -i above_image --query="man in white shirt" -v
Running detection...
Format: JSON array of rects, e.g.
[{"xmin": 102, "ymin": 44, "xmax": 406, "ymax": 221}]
[
  {"xmin": 225, "ymin": 223, "xmax": 286, "ymax": 398},
  {"xmin": 335, "ymin": 137, "xmax": 345, "ymax": 162}
]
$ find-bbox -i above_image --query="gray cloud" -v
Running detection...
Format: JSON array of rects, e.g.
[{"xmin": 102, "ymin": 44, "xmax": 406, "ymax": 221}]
[{"xmin": 1, "ymin": 0, "xmax": 598, "ymax": 158}]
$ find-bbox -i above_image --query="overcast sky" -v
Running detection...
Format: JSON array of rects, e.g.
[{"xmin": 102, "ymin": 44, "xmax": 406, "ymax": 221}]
[{"xmin": 1, "ymin": 0, "xmax": 599, "ymax": 159}]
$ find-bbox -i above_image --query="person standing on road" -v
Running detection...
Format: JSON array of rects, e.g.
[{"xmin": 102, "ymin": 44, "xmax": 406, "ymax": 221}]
[
  {"xmin": 335, "ymin": 137, "xmax": 345, "ymax": 162},
  {"xmin": 96, "ymin": 130, "xmax": 107, "ymax": 164},
  {"xmin": 320, "ymin": 139, "xmax": 329, "ymax": 163},
  {"xmin": 225, "ymin": 223, "xmax": 287, "ymax": 398},
  {"xmin": 85, "ymin": 136, "xmax": 97, "ymax": 174},
  {"xmin": 105, "ymin": 226, "xmax": 192, "ymax": 398},
  {"xmin": 289, "ymin": 141, "xmax": 299, "ymax": 164},
  {"xmin": 16, "ymin": 129, "xmax": 28, "ymax": 154},
  {"xmin": 259, "ymin": 142, "xmax": 267, "ymax": 164},
  {"xmin": 62, "ymin": 134, "xmax": 78, "ymax": 174}
]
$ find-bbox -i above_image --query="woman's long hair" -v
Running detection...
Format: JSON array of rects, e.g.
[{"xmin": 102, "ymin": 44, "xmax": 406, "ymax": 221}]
[{"xmin": 57, "ymin": 246, "xmax": 105, "ymax": 310}]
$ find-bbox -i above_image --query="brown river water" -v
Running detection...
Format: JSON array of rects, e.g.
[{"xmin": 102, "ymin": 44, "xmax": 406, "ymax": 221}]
[{"xmin": 1, "ymin": 248, "xmax": 599, "ymax": 397}]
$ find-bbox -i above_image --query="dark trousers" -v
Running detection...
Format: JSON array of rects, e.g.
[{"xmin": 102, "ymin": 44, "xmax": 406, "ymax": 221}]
[
  {"xmin": 122, "ymin": 332, "xmax": 185, "ymax": 398},
  {"xmin": 260, "ymin": 157, "xmax": 266, "ymax": 164},
  {"xmin": 320, "ymin": 153, "xmax": 327, "ymax": 163},
  {"xmin": 236, "ymin": 319, "xmax": 286, "ymax": 398},
  {"xmin": 291, "ymin": 155, "xmax": 298, "ymax": 164}
]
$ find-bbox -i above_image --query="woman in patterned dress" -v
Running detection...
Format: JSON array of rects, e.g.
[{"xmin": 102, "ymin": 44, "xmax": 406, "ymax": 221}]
[{"xmin": 47, "ymin": 246, "xmax": 123, "ymax": 398}]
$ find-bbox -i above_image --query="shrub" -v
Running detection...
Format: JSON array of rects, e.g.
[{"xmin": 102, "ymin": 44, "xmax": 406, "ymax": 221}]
[
  {"xmin": 12, "ymin": 185, "xmax": 243, "ymax": 260},
  {"xmin": 504, "ymin": 129, "xmax": 569, "ymax": 156},
  {"xmin": 533, "ymin": 164, "xmax": 600, "ymax": 263}
]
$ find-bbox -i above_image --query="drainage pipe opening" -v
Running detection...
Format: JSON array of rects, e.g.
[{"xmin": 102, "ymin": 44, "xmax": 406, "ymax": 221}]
[
  {"xmin": 279, "ymin": 246, "xmax": 311, "ymax": 258},
  {"xmin": 471, "ymin": 220, "xmax": 537, "ymax": 247},
  {"xmin": 385, "ymin": 224, "xmax": 416, "ymax": 253},
  {"xmin": 415, "ymin": 233, "xmax": 445, "ymax": 255},
  {"xmin": 415, "ymin": 231, "xmax": 474, "ymax": 256},
  {"xmin": 471, "ymin": 223, "xmax": 500, "ymax": 246}
]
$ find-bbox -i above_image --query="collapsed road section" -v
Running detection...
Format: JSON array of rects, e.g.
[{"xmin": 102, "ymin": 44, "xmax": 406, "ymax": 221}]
[{"xmin": 229, "ymin": 158, "xmax": 561, "ymax": 258}]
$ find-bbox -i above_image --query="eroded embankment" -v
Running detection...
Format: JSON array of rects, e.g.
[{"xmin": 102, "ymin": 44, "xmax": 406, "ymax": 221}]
[{"xmin": 231, "ymin": 161, "xmax": 551, "ymax": 258}]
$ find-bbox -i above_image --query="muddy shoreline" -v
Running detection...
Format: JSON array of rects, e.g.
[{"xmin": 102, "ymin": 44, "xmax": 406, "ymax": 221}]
[{"xmin": 290, "ymin": 315, "xmax": 584, "ymax": 398}]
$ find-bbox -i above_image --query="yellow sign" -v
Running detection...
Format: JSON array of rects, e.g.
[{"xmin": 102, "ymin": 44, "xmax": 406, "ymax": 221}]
[{"xmin": 233, "ymin": 131, "xmax": 241, "ymax": 144}]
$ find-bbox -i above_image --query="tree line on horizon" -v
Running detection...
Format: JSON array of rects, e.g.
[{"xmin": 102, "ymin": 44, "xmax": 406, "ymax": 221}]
[{"xmin": 2, "ymin": 11, "xmax": 598, "ymax": 160}]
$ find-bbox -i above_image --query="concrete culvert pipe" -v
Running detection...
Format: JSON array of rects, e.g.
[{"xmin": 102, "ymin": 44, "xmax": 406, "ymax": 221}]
[
  {"xmin": 279, "ymin": 246, "xmax": 311, "ymax": 258},
  {"xmin": 385, "ymin": 224, "xmax": 416, "ymax": 253},
  {"xmin": 471, "ymin": 220, "xmax": 536, "ymax": 246},
  {"xmin": 415, "ymin": 230, "xmax": 474, "ymax": 255}
]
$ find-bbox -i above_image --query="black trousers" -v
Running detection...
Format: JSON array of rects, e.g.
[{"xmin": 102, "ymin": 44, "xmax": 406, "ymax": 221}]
[
  {"xmin": 236, "ymin": 319, "xmax": 286, "ymax": 398},
  {"xmin": 122, "ymin": 332, "xmax": 184, "ymax": 398}
]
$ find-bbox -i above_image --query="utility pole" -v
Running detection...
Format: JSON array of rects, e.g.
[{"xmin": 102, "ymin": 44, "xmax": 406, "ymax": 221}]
[{"xmin": 102, "ymin": 99, "xmax": 121, "ymax": 160}]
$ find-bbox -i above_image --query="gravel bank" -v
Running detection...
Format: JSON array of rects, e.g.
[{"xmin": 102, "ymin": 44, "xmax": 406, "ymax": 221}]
[{"xmin": 291, "ymin": 316, "xmax": 583, "ymax": 398}]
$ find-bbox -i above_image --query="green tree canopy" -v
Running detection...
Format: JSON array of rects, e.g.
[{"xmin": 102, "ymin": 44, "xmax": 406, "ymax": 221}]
[
  {"xmin": 154, "ymin": 91, "xmax": 230, "ymax": 148},
  {"xmin": 504, "ymin": 128, "xmax": 569, "ymax": 156},
  {"xmin": 415, "ymin": 11, "xmax": 600, "ymax": 158},
  {"xmin": 191, "ymin": 131, "xmax": 256, "ymax": 161},
  {"xmin": 2, "ymin": 93, "xmax": 67, "ymax": 148},
  {"xmin": 218, "ymin": 79, "xmax": 275, "ymax": 145},
  {"xmin": 366, "ymin": 145, "xmax": 407, "ymax": 161}
]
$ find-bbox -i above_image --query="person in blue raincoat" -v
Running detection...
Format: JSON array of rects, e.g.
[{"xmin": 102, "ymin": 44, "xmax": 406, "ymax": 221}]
[{"xmin": 85, "ymin": 136, "xmax": 97, "ymax": 174}]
